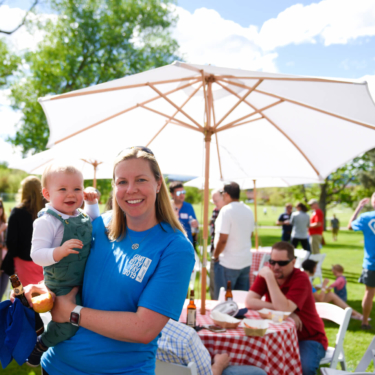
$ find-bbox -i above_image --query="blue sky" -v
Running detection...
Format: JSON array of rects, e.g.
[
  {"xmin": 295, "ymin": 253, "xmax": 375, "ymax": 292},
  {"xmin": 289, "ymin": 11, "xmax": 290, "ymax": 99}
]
[{"xmin": 1, "ymin": 0, "xmax": 375, "ymax": 163}]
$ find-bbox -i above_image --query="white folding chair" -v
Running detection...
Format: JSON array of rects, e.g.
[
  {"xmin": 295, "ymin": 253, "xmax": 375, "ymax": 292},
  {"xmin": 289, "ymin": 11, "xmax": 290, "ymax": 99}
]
[
  {"xmin": 309, "ymin": 253, "xmax": 327, "ymax": 287},
  {"xmin": 294, "ymin": 249, "xmax": 310, "ymax": 269},
  {"xmin": 253, "ymin": 253, "xmax": 271, "ymax": 277},
  {"xmin": 218, "ymin": 287, "xmax": 248, "ymax": 303},
  {"xmin": 316, "ymin": 303, "xmax": 352, "ymax": 370},
  {"xmin": 155, "ymin": 359, "xmax": 198, "ymax": 375}
]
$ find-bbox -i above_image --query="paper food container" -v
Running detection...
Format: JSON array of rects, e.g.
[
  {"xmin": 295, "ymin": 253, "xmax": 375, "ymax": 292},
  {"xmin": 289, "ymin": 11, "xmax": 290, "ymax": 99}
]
[
  {"xmin": 243, "ymin": 319, "xmax": 269, "ymax": 337},
  {"xmin": 258, "ymin": 308, "xmax": 291, "ymax": 322},
  {"xmin": 210, "ymin": 310, "xmax": 241, "ymax": 329}
]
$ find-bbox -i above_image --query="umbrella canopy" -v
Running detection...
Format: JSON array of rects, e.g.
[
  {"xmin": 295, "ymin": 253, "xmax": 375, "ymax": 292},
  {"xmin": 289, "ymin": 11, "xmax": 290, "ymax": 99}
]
[
  {"xmin": 9, "ymin": 148, "xmax": 113, "ymax": 187},
  {"xmin": 37, "ymin": 62, "xmax": 375, "ymax": 312}
]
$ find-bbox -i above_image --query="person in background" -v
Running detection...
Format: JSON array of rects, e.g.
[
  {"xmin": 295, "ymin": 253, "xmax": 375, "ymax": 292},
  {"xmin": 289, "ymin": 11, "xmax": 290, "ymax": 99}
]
[
  {"xmin": 328, "ymin": 264, "xmax": 347, "ymax": 301},
  {"xmin": 5, "ymin": 176, "xmax": 45, "ymax": 286},
  {"xmin": 331, "ymin": 214, "xmax": 340, "ymax": 241},
  {"xmin": 104, "ymin": 190, "xmax": 113, "ymax": 212},
  {"xmin": 169, "ymin": 182, "xmax": 198, "ymax": 245},
  {"xmin": 290, "ymin": 203, "xmax": 310, "ymax": 252},
  {"xmin": 308, "ymin": 199, "xmax": 324, "ymax": 254},
  {"xmin": 209, "ymin": 189, "xmax": 226, "ymax": 299},
  {"xmin": 302, "ymin": 259, "xmax": 363, "ymax": 320},
  {"xmin": 246, "ymin": 242, "xmax": 328, "ymax": 375},
  {"xmin": 157, "ymin": 319, "xmax": 267, "ymax": 375},
  {"xmin": 348, "ymin": 194, "xmax": 375, "ymax": 330},
  {"xmin": 213, "ymin": 182, "xmax": 254, "ymax": 299},
  {"xmin": 0, "ymin": 197, "xmax": 8, "ymax": 301},
  {"xmin": 276, "ymin": 203, "xmax": 293, "ymax": 242}
]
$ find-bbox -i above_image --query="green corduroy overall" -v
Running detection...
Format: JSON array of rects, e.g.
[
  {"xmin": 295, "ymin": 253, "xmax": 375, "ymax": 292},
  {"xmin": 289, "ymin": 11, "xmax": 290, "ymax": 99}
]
[{"xmin": 41, "ymin": 208, "xmax": 92, "ymax": 347}]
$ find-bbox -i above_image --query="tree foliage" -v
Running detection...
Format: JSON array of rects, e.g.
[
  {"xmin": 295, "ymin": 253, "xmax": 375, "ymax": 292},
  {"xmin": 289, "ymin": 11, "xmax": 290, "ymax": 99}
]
[
  {"xmin": 0, "ymin": 39, "xmax": 20, "ymax": 87},
  {"xmin": 9, "ymin": 0, "xmax": 179, "ymax": 154}
]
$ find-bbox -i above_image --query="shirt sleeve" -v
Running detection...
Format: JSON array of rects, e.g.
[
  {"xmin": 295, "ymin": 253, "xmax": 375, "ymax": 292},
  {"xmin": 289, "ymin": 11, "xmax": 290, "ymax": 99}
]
[
  {"xmin": 284, "ymin": 274, "xmax": 310, "ymax": 311},
  {"xmin": 215, "ymin": 208, "xmax": 231, "ymax": 235},
  {"xmin": 329, "ymin": 276, "xmax": 346, "ymax": 290},
  {"xmin": 185, "ymin": 330, "xmax": 213, "ymax": 375},
  {"xmin": 250, "ymin": 275, "xmax": 268, "ymax": 296},
  {"xmin": 84, "ymin": 203, "xmax": 100, "ymax": 222},
  {"xmin": 30, "ymin": 217, "xmax": 58, "ymax": 266},
  {"xmin": 189, "ymin": 204, "xmax": 197, "ymax": 221},
  {"xmin": 290, "ymin": 213, "xmax": 295, "ymax": 226},
  {"xmin": 278, "ymin": 214, "xmax": 284, "ymax": 222},
  {"xmin": 351, "ymin": 215, "xmax": 364, "ymax": 231},
  {"xmin": 138, "ymin": 237, "xmax": 195, "ymax": 320},
  {"xmin": 317, "ymin": 210, "xmax": 324, "ymax": 223}
]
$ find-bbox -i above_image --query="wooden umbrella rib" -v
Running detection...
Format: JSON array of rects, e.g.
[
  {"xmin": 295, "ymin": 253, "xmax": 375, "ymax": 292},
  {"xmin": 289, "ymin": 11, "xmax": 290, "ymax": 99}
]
[
  {"xmin": 215, "ymin": 79, "xmax": 262, "ymax": 128},
  {"xmin": 47, "ymin": 76, "xmax": 200, "ymax": 101},
  {"xmin": 30, "ymin": 158, "xmax": 54, "ymax": 173},
  {"xmin": 220, "ymin": 79, "xmax": 375, "ymax": 131},
  {"xmin": 53, "ymin": 80, "xmax": 200, "ymax": 145},
  {"xmin": 216, "ymin": 76, "xmax": 359, "ymax": 84},
  {"xmin": 139, "ymin": 104, "xmax": 201, "ymax": 132},
  {"xmin": 169, "ymin": 120, "xmax": 202, "ymax": 133},
  {"xmin": 211, "ymin": 93, "xmax": 223, "ymax": 179},
  {"xmin": 146, "ymin": 83, "xmax": 203, "ymax": 147},
  {"xmin": 216, "ymin": 116, "xmax": 264, "ymax": 133},
  {"xmin": 148, "ymin": 83, "xmax": 203, "ymax": 129}
]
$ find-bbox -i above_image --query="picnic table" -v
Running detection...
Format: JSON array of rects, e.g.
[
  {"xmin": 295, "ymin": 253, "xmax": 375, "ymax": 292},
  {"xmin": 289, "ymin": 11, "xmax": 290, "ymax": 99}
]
[{"xmin": 179, "ymin": 299, "xmax": 302, "ymax": 375}]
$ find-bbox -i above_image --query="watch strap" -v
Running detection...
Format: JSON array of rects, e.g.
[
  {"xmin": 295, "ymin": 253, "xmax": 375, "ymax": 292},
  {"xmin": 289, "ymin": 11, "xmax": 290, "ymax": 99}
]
[{"xmin": 70, "ymin": 305, "xmax": 83, "ymax": 326}]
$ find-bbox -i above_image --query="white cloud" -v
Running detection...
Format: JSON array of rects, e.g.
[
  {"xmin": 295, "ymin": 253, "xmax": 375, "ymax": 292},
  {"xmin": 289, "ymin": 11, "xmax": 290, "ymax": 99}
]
[
  {"xmin": 258, "ymin": 0, "xmax": 375, "ymax": 51},
  {"xmin": 173, "ymin": 6, "xmax": 278, "ymax": 72}
]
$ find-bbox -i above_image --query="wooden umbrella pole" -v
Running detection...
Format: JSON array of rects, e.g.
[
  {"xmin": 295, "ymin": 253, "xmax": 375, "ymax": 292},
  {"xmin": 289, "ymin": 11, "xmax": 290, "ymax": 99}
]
[
  {"xmin": 201, "ymin": 78, "xmax": 213, "ymax": 315},
  {"xmin": 253, "ymin": 179, "xmax": 259, "ymax": 250},
  {"xmin": 93, "ymin": 164, "xmax": 97, "ymax": 189}
]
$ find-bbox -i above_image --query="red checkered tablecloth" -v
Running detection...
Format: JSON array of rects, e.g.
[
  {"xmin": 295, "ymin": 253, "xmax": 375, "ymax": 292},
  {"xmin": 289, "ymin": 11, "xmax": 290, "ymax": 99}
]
[
  {"xmin": 250, "ymin": 248, "xmax": 272, "ymax": 285},
  {"xmin": 180, "ymin": 300, "xmax": 302, "ymax": 375}
]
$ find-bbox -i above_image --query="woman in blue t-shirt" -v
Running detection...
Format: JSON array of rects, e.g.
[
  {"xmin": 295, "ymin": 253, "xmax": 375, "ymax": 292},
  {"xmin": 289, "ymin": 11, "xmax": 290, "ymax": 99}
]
[{"xmin": 14, "ymin": 147, "xmax": 195, "ymax": 375}]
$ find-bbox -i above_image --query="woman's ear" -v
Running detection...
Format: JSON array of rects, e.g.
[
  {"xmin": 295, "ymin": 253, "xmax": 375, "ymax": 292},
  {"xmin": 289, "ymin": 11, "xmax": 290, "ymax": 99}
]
[{"xmin": 42, "ymin": 187, "xmax": 50, "ymax": 201}]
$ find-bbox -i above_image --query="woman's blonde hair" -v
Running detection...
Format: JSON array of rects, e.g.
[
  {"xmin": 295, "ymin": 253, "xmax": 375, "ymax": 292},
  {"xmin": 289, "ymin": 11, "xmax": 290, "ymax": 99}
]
[
  {"xmin": 107, "ymin": 147, "xmax": 185, "ymax": 241},
  {"xmin": 18, "ymin": 176, "xmax": 45, "ymax": 221},
  {"xmin": 0, "ymin": 197, "xmax": 6, "ymax": 223}
]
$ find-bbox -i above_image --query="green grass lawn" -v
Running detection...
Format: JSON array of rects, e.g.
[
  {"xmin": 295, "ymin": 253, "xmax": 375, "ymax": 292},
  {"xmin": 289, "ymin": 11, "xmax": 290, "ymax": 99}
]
[{"xmin": 2, "ymin": 208, "xmax": 373, "ymax": 374}]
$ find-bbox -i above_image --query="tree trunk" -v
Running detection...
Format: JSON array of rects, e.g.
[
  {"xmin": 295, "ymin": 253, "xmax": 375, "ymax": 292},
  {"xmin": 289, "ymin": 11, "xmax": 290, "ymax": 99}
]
[{"xmin": 319, "ymin": 180, "xmax": 328, "ymax": 231}]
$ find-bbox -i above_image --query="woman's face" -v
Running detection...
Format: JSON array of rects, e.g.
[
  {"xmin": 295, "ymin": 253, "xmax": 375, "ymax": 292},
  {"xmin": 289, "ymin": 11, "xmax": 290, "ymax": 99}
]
[{"xmin": 114, "ymin": 158, "xmax": 162, "ymax": 228}]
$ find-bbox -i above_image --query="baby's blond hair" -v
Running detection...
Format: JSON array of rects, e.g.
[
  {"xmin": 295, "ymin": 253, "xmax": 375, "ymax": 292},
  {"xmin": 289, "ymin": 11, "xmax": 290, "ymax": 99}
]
[{"xmin": 42, "ymin": 162, "xmax": 83, "ymax": 188}]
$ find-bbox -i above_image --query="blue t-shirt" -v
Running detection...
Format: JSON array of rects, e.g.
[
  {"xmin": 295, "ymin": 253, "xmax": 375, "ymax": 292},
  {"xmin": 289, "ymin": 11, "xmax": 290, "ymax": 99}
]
[
  {"xmin": 352, "ymin": 211, "xmax": 375, "ymax": 270},
  {"xmin": 178, "ymin": 202, "xmax": 197, "ymax": 244},
  {"xmin": 42, "ymin": 214, "xmax": 195, "ymax": 375}
]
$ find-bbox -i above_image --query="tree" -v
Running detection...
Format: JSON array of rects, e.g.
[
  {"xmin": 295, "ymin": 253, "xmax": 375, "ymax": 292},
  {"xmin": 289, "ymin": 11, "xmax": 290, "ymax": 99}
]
[
  {"xmin": 0, "ymin": 39, "xmax": 20, "ymax": 87},
  {"xmin": 9, "ymin": 0, "xmax": 179, "ymax": 154}
]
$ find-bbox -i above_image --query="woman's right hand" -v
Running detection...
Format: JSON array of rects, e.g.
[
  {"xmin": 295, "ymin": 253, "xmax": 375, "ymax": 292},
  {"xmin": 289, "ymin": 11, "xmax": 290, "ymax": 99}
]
[{"xmin": 10, "ymin": 282, "xmax": 55, "ymax": 308}]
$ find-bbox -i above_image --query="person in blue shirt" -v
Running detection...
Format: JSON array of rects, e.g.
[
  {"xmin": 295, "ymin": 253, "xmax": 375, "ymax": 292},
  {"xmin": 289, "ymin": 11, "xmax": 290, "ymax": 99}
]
[
  {"xmin": 349, "ymin": 194, "xmax": 375, "ymax": 330},
  {"xmin": 169, "ymin": 182, "xmax": 198, "ymax": 245},
  {"xmin": 276, "ymin": 203, "xmax": 293, "ymax": 242},
  {"xmin": 12, "ymin": 146, "xmax": 195, "ymax": 375}
]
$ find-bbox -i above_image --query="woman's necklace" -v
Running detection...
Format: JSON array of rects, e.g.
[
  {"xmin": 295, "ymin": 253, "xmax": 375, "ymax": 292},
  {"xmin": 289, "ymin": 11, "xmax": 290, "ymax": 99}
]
[{"xmin": 127, "ymin": 229, "xmax": 151, "ymax": 250}]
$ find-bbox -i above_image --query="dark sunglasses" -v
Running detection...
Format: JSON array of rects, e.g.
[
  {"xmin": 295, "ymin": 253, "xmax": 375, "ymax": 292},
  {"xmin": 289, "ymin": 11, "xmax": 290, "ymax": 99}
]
[
  {"xmin": 119, "ymin": 146, "xmax": 154, "ymax": 156},
  {"xmin": 219, "ymin": 190, "xmax": 227, "ymax": 195},
  {"xmin": 176, "ymin": 190, "xmax": 186, "ymax": 196},
  {"xmin": 269, "ymin": 257, "xmax": 296, "ymax": 267}
]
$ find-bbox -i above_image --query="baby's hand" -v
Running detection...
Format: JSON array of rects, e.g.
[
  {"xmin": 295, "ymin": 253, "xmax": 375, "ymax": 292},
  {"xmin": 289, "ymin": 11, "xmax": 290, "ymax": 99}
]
[
  {"xmin": 53, "ymin": 239, "xmax": 83, "ymax": 262},
  {"xmin": 83, "ymin": 188, "xmax": 98, "ymax": 205}
]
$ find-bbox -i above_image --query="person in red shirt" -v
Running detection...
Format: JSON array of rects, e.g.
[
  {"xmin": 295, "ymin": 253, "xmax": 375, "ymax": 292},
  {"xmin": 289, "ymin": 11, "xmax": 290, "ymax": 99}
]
[
  {"xmin": 245, "ymin": 241, "xmax": 328, "ymax": 375},
  {"xmin": 308, "ymin": 199, "xmax": 324, "ymax": 254}
]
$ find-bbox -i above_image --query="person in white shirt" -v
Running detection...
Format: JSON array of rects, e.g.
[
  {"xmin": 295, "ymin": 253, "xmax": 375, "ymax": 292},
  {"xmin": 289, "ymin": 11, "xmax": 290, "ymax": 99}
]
[
  {"xmin": 28, "ymin": 162, "xmax": 100, "ymax": 367},
  {"xmin": 212, "ymin": 182, "xmax": 254, "ymax": 299}
]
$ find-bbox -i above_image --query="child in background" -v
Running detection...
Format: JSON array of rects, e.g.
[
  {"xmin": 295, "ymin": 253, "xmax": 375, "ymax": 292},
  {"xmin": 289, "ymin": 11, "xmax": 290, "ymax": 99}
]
[
  {"xmin": 27, "ymin": 163, "xmax": 100, "ymax": 367},
  {"xmin": 326, "ymin": 264, "xmax": 347, "ymax": 302}
]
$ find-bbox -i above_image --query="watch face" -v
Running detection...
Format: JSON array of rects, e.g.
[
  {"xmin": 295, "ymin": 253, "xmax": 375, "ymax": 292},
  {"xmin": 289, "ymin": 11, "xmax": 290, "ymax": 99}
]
[{"xmin": 70, "ymin": 312, "xmax": 79, "ymax": 325}]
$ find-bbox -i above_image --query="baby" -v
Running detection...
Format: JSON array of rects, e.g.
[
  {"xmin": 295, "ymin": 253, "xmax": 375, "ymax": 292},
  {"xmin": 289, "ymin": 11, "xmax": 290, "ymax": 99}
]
[
  {"xmin": 27, "ymin": 163, "xmax": 100, "ymax": 367},
  {"xmin": 326, "ymin": 264, "xmax": 347, "ymax": 302}
]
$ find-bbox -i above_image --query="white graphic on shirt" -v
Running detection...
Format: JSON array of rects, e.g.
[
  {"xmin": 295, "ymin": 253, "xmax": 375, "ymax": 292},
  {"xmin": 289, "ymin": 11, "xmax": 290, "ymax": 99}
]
[
  {"xmin": 123, "ymin": 254, "xmax": 152, "ymax": 282},
  {"xmin": 368, "ymin": 219, "xmax": 375, "ymax": 235},
  {"xmin": 180, "ymin": 213, "xmax": 188, "ymax": 219}
]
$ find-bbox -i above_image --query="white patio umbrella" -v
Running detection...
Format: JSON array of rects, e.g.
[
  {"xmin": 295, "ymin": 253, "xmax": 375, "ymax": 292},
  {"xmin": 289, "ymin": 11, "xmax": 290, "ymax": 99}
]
[
  {"xmin": 9, "ymin": 147, "xmax": 113, "ymax": 187},
  {"xmin": 37, "ymin": 62, "xmax": 375, "ymax": 313}
]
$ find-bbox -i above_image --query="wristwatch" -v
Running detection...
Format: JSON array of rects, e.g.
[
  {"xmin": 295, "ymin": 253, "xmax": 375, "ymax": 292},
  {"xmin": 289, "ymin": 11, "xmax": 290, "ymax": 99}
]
[{"xmin": 70, "ymin": 305, "xmax": 84, "ymax": 327}]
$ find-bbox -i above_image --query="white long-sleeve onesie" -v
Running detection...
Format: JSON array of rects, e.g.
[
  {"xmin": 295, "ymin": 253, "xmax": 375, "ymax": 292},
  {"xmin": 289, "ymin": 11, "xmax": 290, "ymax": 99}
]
[{"xmin": 31, "ymin": 203, "xmax": 100, "ymax": 267}]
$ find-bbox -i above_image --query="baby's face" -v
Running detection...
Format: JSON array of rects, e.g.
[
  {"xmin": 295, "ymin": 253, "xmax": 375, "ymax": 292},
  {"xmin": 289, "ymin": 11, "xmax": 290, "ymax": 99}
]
[{"xmin": 43, "ymin": 172, "xmax": 84, "ymax": 215}]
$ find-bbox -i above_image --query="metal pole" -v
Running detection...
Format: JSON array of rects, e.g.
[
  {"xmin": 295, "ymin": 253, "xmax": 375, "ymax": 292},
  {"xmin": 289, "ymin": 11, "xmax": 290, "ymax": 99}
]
[{"xmin": 253, "ymin": 179, "xmax": 258, "ymax": 250}]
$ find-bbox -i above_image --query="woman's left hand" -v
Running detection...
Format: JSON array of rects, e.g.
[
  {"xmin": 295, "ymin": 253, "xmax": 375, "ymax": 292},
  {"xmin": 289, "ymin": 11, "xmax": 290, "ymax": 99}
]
[{"xmin": 51, "ymin": 287, "xmax": 79, "ymax": 323}]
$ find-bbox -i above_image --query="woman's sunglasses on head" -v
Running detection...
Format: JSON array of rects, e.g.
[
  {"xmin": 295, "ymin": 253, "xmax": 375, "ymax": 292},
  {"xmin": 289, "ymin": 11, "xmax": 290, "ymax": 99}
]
[
  {"xmin": 268, "ymin": 257, "xmax": 296, "ymax": 267},
  {"xmin": 118, "ymin": 146, "xmax": 154, "ymax": 156}
]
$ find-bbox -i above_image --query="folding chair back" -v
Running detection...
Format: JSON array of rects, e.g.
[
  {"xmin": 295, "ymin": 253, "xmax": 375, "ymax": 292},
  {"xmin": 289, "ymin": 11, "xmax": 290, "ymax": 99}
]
[
  {"xmin": 253, "ymin": 253, "xmax": 271, "ymax": 278},
  {"xmin": 316, "ymin": 302, "xmax": 352, "ymax": 370},
  {"xmin": 309, "ymin": 253, "xmax": 326, "ymax": 286},
  {"xmin": 155, "ymin": 360, "xmax": 198, "ymax": 375},
  {"xmin": 294, "ymin": 249, "xmax": 310, "ymax": 269}
]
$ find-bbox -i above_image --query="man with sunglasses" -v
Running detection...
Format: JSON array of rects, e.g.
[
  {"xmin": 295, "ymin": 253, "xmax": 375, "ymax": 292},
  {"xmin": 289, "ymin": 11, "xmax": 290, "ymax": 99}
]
[
  {"xmin": 246, "ymin": 241, "xmax": 328, "ymax": 375},
  {"xmin": 169, "ymin": 182, "xmax": 198, "ymax": 245}
]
